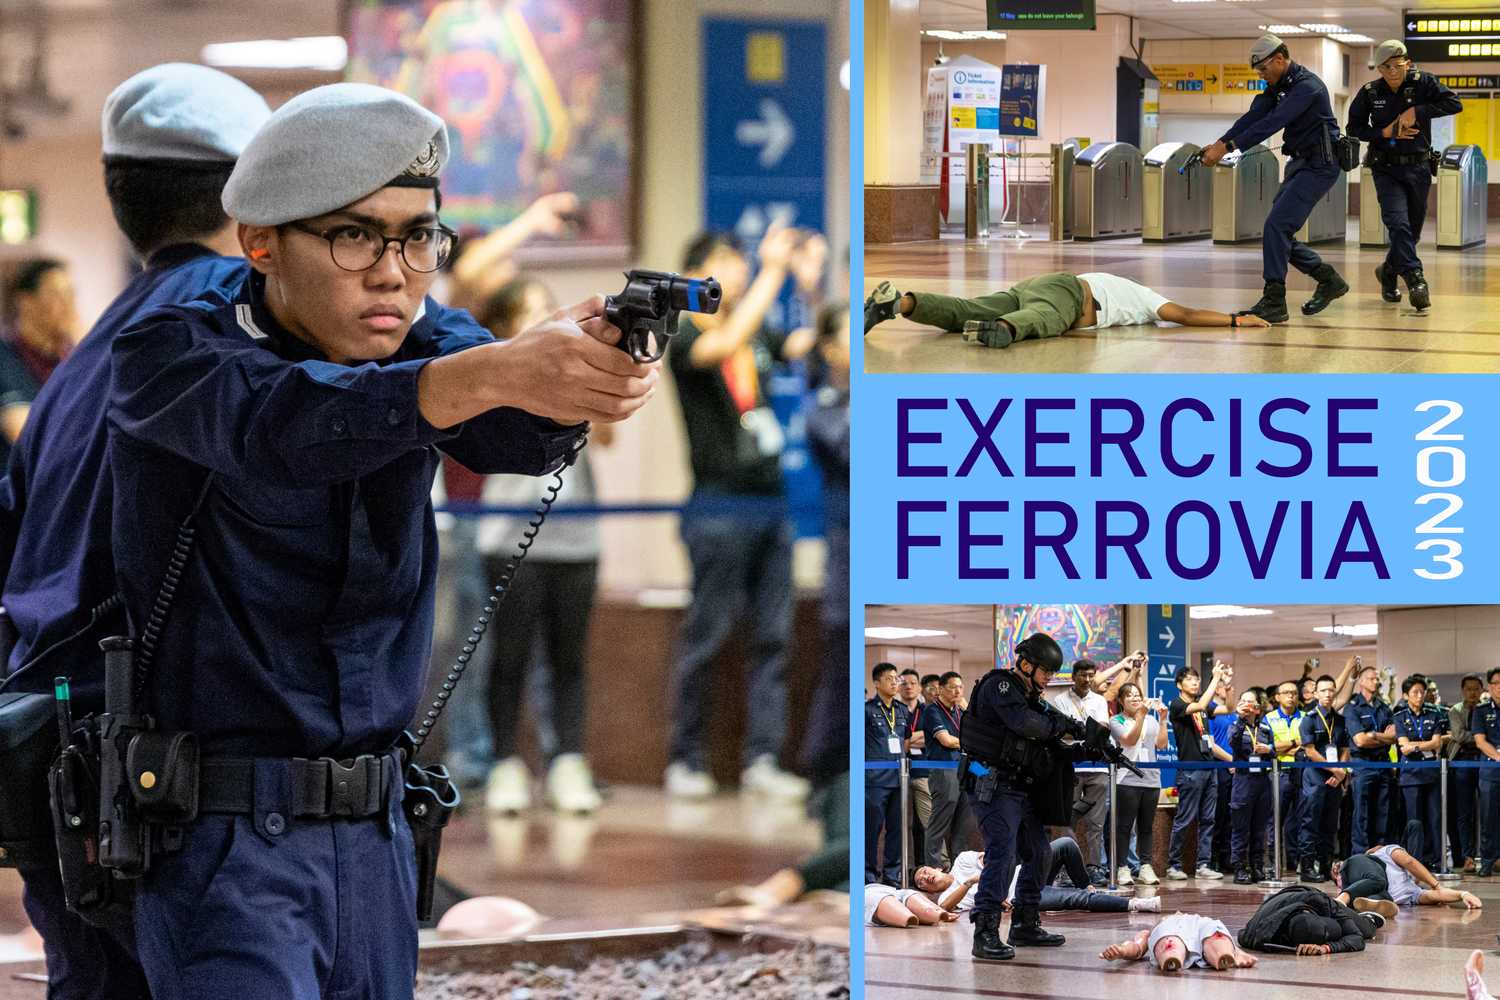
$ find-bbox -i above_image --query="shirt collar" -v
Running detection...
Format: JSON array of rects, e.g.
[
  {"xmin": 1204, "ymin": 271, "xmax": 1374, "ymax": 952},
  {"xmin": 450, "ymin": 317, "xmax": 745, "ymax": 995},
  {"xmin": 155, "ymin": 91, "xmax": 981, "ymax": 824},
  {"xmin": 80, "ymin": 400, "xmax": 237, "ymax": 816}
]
[{"xmin": 145, "ymin": 242, "xmax": 221, "ymax": 271}]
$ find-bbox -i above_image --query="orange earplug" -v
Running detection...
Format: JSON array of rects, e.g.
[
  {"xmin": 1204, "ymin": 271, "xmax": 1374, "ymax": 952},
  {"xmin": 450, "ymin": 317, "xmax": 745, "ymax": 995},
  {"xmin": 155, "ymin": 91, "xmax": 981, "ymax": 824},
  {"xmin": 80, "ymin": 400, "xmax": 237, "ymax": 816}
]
[{"xmin": 248, "ymin": 248, "xmax": 269, "ymax": 261}]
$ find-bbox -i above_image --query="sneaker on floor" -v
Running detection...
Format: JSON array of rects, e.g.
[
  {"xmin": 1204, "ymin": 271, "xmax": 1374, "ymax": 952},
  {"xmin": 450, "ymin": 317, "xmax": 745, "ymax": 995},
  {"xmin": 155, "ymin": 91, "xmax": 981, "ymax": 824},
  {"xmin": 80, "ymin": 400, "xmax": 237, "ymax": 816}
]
[
  {"xmin": 1129, "ymin": 895, "xmax": 1162, "ymax": 913},
  {"xmin": 740, "ymin": 756, "xmax": 810, "ymax": 800},
  {"xmin": 485, "ymin": 757, "xmax": 532, "ymax": 815},
  {"xmin": 665, "ymin": 761, "xmax": 718, "ymax": 799},
  {"xmin": 863, "ymin": 281, "xmax": 902, "ymax": 334},
  {"xmin": 1087, "ymin": 864, "xmax": 1110, "ymax": 888},
  {"xmin": 1195, "ymin": 865, "xmax": 1225, "ymax": 880},
  {"xmin": 1116, "ymin": 867, "xmax": 1134, "ymax": 886},
  {"xmin": 1138, "ymin": 864, "xmax": 1160, "ymax": 885},
  {"xmin": 545, "ymin": 753, "xmax": 603, "ymax": 813},
  {"xmin": 1164, "ymin": 866, "xmax": 1189, "ymax": 881},
  {"xmin": 1354, "ymin": 897, "xmax": 1399, "ymax": 920}
]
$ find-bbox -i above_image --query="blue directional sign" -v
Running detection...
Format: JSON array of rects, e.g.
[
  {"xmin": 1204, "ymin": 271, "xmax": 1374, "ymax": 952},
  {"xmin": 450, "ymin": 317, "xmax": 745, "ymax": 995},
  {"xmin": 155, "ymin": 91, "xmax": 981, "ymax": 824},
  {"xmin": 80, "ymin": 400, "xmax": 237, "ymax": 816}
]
[
  {"xmin": 703, "ymin": 18, "xmax": 828, "ymax": 539},
  {"xmin": 1148, "ymin": 604, "xmax": 1188, "ymax": 788}
]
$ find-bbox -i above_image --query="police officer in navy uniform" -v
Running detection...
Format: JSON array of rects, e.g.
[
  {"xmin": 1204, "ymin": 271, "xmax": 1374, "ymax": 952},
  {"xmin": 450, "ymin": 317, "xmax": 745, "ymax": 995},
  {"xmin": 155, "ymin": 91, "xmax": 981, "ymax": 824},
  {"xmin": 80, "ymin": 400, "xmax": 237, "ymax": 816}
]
[
  {"xmin": 864, "ymin": 661, "xmax": 911, "ymax": 884},
  {"xmin": 959, "ymin": 633, "xmax": 1113, "ymax": 961},
  {"xmin": 1342, "ymin": 660, "xmax": 1396, "ymax": 855},
  {"xmin": 102, "ymin": 83, "xmax": 658, "ymax": 999},
  {"xmin": 1200, "ymin": 34, "xmax": 1348, "ymax": 323},
  {"xmin": 1298, "ymin": 674, "xmax": 1351, "ymax": 882},
  {"xmin": 1470, "ymin": 668, "xmax": 1500, "ymax": 877},
  {"xmin": 1228, "ymin": 690, "xmax": 1276, "ymax": 883},
  {"xmin": 1346, "ymin": 40, "xmax": 1462, "ymax": 311},
  {"xmin": 1393, "ymin": 674, "xmax": 1449, "ymax": 868}
]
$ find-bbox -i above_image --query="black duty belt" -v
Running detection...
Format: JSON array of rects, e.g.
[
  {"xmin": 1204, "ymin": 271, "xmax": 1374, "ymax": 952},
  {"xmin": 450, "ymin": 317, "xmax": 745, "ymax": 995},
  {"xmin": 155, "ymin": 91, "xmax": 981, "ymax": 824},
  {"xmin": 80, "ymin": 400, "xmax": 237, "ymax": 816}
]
[
  {"xmin": 199, "ymin": 753, "xmax": 395, "ymax": 819},
  {"xmin": 1371, "ymin": 151, "xmax": 1430, "ymax": 167}
]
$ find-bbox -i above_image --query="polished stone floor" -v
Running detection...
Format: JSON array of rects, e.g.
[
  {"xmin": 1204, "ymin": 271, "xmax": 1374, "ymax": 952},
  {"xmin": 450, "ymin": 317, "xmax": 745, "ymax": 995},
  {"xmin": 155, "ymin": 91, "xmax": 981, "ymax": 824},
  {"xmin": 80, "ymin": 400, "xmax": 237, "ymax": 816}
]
[
  {"xmin": 864, "ymin": 875, "xmax": 1500, "ymax": 999},
  {"xmin": 865, "ymin": 223, "xmax": 1500, "ymax": 374}
]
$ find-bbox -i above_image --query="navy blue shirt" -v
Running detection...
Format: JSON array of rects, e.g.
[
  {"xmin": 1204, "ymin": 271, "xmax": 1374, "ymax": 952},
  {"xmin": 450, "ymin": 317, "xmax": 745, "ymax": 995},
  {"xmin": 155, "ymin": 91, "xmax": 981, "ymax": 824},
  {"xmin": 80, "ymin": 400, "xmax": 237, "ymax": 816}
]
[
  {"xmin": 0, "ymin": 336, "xmax": 40, "ymax": 473},
  {"xmin": 1223, "ymin": 62, "xmax": 1340, "ymax": 161},
  {"xmin": 1392, "ymin": 703, "xmax": 1448, "ymax": 786},
  {"xmin": 865, "ymin": 695, "xmax": 911, "ymax": 789},
  {"xmin": 1346, "ymin": 70, "xmax": 1462, "ymax": 155},
  {"xmin": 0, "ymin": 246, "xmax": 246, "ymax": 707},
  {"xmin": 922, "ymin": 699, "xmax": 962, "ymax": 763},
  {"xmin": 1342, "ymin": 693, "xmax": 1394, "ymax": 760},
  {"xmin": 103, "ymin": 271, "xmax": 579, "ymax": 758},
  {"xmin": 1473, "ymin": 703, "xmax": 1500, "ymax": 784},
  {"xmin": 1229, "ymin": 714, "xmax": 1275, "ymax": 773},
  {"xmin": 1299, "ymin": 704, "xmax": 1350, "ymax": 768}
]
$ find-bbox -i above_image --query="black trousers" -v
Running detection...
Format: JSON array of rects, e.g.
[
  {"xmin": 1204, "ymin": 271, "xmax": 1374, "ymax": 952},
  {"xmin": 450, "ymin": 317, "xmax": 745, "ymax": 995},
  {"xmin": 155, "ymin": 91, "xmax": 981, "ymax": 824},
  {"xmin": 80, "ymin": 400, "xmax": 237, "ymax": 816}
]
[
  {"xmin": 1372, "ymin": 162, "xmax": 1432, "ymax": 276},
  {"xmin": 485, "ymin": 558, "xmax": 598, "ymax": 760}
]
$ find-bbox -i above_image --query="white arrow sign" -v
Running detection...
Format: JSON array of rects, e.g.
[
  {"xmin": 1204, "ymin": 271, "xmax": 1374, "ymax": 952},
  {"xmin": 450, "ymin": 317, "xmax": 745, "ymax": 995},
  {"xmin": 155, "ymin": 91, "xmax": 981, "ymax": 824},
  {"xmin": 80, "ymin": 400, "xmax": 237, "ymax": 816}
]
[
  {"xmin": 1158, "ymin": 624, "xmax": 1176, "ymax": 649},
  {"xmin": 735, "ymin": 98, "xmax": 795, "ymax": 168}
]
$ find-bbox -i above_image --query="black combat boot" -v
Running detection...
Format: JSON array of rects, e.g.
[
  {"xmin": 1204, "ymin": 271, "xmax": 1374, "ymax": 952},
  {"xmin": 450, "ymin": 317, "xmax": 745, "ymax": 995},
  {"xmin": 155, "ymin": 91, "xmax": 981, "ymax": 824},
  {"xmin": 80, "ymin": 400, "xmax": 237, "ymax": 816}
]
[
  {"xmin": 1405, "ymin": 269, "xmax": 1431, "ymax": 310},
  {"xmin": 971, "ymin": 910, "xmax": 1015, "ymax": 961},
  {"xmin": 1319, "ymin": 856, "xmax": 1335, "ymax": 883},
  {"xmin": 1301, "ymin": 264, "xmax": 1349, "ymax": 315},
  {"xmin": 1375, "ymin": 263, "xmax": 1401, "ymax": 303},
  {"xmin": 1008, "ymin": 904, "xmax": 1066, "ymax": 947},
  {"xmin": 1233, "ymin": 865, "xmax": 1255, "ymax": 885},
  {"xmin": 1299, "ymin": 857, "xmax": 1321, "ymax": 883},
  {"xmin": 1244, "ymin": 281, "xmax": 1289, "ymax": 323}
]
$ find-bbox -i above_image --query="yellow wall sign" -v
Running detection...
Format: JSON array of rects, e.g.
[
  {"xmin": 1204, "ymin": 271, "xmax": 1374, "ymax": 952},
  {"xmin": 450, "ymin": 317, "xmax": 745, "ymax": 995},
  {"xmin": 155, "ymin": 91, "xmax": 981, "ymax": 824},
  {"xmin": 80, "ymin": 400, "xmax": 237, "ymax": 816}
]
[
  {"xmin": 1222, "ymin": 64, "xmax": 1269, "ymax": 94},
  {"xmin": 951, "ymin": 106, "xmax": 977, "ymax": 130},
  {"xmin": 745, "ymin": 32, "xmax": 785, "ymax": 84},
  {"xmin": 1151, "ymin": 64, "xmax": 1221, "ymax": 94}
]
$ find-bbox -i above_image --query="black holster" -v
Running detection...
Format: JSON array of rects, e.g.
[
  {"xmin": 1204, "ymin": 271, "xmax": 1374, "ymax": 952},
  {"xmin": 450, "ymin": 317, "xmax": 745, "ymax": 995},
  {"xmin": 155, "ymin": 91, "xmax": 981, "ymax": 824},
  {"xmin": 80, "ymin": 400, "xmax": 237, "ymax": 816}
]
[
  {"xmin": 400, "ymin": 736, "xmax": 460, "ymax": 922},
  {"xmin": 1336, "ymin": 134, "xmax": 1361, "ymax": 172}
]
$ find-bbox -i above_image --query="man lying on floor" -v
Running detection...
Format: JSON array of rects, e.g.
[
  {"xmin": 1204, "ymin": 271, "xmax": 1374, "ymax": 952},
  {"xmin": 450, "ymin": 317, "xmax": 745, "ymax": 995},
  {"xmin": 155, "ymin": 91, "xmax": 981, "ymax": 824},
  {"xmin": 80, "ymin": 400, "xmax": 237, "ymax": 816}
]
[
  {"xmin": 863, "ymin": 272, "xmax": 1272, "ymax": 348},
  {"xmin": 1238, "ymin": 884, "xmax": 1385, "ymax": 956},
  {"xmin": 1099, "ymin": 913, "xmax": 1259, "ymax": 973},
  {"xmin": 1330, "ymin": 844, "xmax": 1483, "ymax": 912},
  {"xmin": 912, "ymin": 836, "xmax": 1161, "ymax": 916}
]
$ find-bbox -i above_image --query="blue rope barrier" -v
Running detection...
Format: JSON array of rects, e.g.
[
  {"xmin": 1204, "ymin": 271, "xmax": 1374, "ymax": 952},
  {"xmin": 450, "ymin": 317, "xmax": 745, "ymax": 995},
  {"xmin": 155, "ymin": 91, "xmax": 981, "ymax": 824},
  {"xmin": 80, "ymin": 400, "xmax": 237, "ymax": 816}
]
[{"xmin": 863, "ymin": 757, "xmax": 1469, "ymax": 772}]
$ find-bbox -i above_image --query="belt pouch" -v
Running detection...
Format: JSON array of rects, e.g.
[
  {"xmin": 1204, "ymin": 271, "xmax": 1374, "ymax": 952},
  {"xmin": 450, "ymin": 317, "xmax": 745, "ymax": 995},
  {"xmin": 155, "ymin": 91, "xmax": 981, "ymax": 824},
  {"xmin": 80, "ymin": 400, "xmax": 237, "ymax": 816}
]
[
  {"xmin": 126, "ymin": 730, "xmax": 199, "ymax": 824},
  {"xmin": 0, "ymin": 691, "xmax": 59, "ymax": 868}
]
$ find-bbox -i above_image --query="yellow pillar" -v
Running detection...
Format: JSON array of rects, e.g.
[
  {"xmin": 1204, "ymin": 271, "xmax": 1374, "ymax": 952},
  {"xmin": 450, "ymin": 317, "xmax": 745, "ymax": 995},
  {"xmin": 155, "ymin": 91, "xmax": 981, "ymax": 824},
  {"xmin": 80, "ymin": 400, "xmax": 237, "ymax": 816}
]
[{"xmin": 863, "ymin": 0, "xmax": 923, "ymax": 184}]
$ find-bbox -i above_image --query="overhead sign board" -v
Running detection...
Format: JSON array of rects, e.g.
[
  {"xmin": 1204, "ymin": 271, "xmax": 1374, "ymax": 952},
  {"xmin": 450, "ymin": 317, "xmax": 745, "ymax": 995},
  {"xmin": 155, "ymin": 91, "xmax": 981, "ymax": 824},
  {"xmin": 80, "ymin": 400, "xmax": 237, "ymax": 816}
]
[
  {"xmin": 988, "ymin": 0, "xmax": 1095, "ymax": 31},
  {"xmin": 1151, "ymin": 64, "xmax": 1222, "ymax": 94},
  {"xmin": 1406, "ymin": 10, "xmax": 1500, "ymax": 60}
]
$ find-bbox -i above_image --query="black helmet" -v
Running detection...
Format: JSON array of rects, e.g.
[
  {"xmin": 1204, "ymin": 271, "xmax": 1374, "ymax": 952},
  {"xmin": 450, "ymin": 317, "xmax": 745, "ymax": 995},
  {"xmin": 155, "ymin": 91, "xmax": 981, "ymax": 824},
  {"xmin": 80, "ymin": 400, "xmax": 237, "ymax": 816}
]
[{"xmin": 1014, "ymin": 633, "xmax": 1063, "ymax": 673}]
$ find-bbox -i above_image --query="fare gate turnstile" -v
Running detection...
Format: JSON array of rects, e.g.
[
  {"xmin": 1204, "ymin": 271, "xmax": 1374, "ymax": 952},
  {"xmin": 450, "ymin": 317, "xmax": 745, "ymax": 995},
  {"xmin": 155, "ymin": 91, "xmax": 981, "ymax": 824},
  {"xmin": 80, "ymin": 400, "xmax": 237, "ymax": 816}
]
[
  {"xmin": 1212, "ymin": 144, "xmax": 1278, "ymax": 244},
  {"xmin": 1359, "ymin": 166, "xmax": 1389, "ymax": 247},
  {"xmin": 1073, "ymin": 141, "xmax": 1143, "ymax": 241},
  {"xmin": 1437, "ymin": 144, "xmax": 1487, "ymax": 250},
  {"xmin": 1295, "ymin": 168, "xmax": 1348, "ymax": 244},
  {"xmin": 1049, "ymin": 138, "xmax": 1085, "ymax": 241},
  {"xmin": 1143, "ymin": 142, "xmax": 1211, "ymax": 242}
]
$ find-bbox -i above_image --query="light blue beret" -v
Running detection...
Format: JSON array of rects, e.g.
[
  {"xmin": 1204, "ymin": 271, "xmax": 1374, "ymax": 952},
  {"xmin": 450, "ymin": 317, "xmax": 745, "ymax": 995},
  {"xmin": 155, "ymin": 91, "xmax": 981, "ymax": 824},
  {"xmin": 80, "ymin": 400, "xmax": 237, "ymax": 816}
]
[
  {"xmin": 221, "ymin": 83, "xmax": 449, "ymax": 226},
  {"xmin": 102, "ymin": 63, "xmax": 271, "ymax": 164}
]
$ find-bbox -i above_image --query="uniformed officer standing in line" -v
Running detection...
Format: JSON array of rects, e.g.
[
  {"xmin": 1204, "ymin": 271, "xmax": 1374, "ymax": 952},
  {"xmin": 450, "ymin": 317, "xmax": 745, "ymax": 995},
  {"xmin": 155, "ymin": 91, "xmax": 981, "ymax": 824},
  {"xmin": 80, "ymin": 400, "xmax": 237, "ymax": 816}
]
[
  {"xmin": 1393, "ymin": 674, "xmax": 1449, "ymax": 868},
  {"xmin": 1228, "ymin": 691, "xmax": 1276, "ymax": 883},
  {"xmin": 1342, "ymin": 661, "xmax": 1396, "ymax": 854},
  {"xmin": 1470, "ymin": 668, "xmax": 1500, "ymax": 877},
  {"xmin": 1267, "ymin": 679, "xmax": 1306, "ymax": 871},
  {"xmin": 865, "ymin": 662, "xmax": 912, "ymax": 884},
  {"xmin": 959, "ymin": 633, "xmax": 1113, "ymax": 961},
  {"xmin": 1298, "ymin": 675, "xmax": 1352, "ymax": 882},
  {"xmin": 1200, "ymin": 34, "xmax": 1349, "ymax": 323},
  {"xmin": 1446, "ymin": 674, "xmax": 1485, "ymax": 873},
  {"xmin": 1346, "ymin": 40, "xmax": 1462, "ymax": 311},
  {"xmin": 104, "ymin": 84, "xmax": 658, "ymax": 999}
]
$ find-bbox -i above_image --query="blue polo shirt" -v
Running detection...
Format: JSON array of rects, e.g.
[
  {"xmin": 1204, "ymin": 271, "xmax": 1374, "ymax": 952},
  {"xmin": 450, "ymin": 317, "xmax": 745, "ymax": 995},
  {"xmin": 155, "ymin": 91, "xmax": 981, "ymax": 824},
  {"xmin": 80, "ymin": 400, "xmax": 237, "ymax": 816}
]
[
  {"xmin": 1392, "ymin": 703, "xmax": 1447, "ymax": 786},
  {"xmin": 1343, "ymin": 693, "xmax": 1394, "ymax": 761},
  {"xmin": 922, "ymin": 700, "xmax": 963, "ymax": 763},
  {"xmin": 865, "ymin": 695, "xmax": 911, "ymax": 789}
]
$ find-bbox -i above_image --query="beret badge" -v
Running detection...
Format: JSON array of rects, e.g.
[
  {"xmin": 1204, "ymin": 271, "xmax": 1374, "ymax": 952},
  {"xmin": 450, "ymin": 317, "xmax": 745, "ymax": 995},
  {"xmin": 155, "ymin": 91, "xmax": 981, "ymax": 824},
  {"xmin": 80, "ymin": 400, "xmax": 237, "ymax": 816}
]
[{"xmin": 404, "ymin": 140, "xmax": 440, "ymax": 178}]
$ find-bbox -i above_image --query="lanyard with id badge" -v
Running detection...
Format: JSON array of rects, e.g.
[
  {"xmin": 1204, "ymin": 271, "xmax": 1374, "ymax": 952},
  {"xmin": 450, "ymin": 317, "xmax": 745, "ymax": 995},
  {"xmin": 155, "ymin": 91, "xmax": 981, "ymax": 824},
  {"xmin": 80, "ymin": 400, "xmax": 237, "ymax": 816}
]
[
  {"xmin": 1315, "ymin": 708, "xmax": 1337, "ymax": 762},
  {"xmin": 882, "ymin": 702, "xmax": 901, "ymax": 755}
]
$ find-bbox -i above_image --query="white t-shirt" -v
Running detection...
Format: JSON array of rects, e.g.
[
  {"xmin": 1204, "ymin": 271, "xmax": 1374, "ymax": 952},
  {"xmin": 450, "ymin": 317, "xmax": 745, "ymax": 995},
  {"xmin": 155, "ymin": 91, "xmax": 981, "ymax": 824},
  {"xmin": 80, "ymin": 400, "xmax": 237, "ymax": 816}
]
[
  {"xmin": 1147, "ymin": 913, "xmax": 1233, "ymax": 969},
  {"xmin": 1370, "ymin": 845, "xmax": 1423, "ymax": 906},
  {"xmin": 1077, "ymin": 272, "xmax": 1170, "ymax": 330},
  {"xmin": 1045, "ymin": 686, "xmax": 1110, "ymax": 727},
  {"xmin": 1110, "ymin": 714, "xmax": 1163, "ymax": 789},
  {"xmin": 948, "ymin": 851, "xmax": 983, "ymax": 912}
]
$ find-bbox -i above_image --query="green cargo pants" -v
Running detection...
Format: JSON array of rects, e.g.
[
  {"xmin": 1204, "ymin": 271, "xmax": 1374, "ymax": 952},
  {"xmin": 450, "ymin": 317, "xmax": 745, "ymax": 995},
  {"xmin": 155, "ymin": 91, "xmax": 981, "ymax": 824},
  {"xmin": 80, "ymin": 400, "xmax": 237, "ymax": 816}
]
[{"xmin": 907, "ymin": 272, "xmax": 1086, "ymax": 347}]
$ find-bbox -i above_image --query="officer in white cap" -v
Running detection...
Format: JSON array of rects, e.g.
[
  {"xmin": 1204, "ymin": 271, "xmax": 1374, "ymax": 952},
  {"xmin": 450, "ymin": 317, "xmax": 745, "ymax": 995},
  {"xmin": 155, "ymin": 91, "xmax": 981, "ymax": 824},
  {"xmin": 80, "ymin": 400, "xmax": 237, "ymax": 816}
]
[
  {"xmin": 1346, "ymin": 40, "xmax": 1461, "ymax": 310},
  {"xmin": 1200, "ymin": 34, "xmax": 1348, "ymax": 323},
  {"xmin": 0, "ymin": 62, "xmax": 272, "ymax": 1000},
  {"xmin": 104, "ymin": 82, "xmax": 656, "ymax": 999}
]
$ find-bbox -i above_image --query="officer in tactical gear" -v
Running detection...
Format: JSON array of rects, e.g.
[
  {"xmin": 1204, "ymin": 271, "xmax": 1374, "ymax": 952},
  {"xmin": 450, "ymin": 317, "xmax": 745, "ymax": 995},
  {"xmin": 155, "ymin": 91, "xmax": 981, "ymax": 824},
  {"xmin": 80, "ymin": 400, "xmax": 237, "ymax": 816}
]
[
  {"xmin": 959, "ymin": 632, "xmax": 1122, "ymax": 961},
  {"xmin": 1346, "ymin": 40, "xmax": 1461, "ymax": 311},
  {"xmin": 1200, "ymin": 34, "xmax": 1348, "ymax": 324}
]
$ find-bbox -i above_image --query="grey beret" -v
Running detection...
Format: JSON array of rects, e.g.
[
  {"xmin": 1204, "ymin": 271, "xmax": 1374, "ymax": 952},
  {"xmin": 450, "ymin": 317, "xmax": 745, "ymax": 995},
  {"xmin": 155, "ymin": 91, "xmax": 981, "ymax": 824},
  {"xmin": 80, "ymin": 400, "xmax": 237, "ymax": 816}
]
[
  {"xmin": 1249, "ymin": 33, "xmax": 1285, "ymax": 67},
  {"xmin": 102, "ymin": 63, "xmax": 271, "ymax": 163},
  {"xmin": 1370, "ymin": 39, "xmax": 1408, "ymax": 69},
  {"xmin": 222, "ymin": 83, "xmax": 449, "ymax": 226}
]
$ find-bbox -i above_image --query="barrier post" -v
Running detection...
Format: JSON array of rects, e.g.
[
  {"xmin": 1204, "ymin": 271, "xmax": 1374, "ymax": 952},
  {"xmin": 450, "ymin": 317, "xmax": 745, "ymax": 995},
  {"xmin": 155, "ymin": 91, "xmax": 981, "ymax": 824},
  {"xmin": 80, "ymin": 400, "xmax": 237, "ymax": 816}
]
[
  {"xmin": 899, "ymin": 756, "xmax": 912, "ymax": 889},
  {"xmin": 1438, "ymin": 757, "xmax": 1461, "ymax": 882},
  {"xmin": 964, "ymin": 143, "xmax": 991, "ymax": 240},
  {"xmin": 1262, "ymin": 757, "xmax": 1296, "ymax": 887},
  {"xmin": 1101, "ymin": 764, "xmax": 1132, "ymax": 896}
]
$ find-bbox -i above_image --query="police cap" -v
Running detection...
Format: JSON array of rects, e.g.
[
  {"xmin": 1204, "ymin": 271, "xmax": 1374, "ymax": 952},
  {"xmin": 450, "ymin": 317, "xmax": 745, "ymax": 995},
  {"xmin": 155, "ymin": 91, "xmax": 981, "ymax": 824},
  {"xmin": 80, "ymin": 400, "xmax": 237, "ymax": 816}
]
[
  {"xmin": 222, "ymin": 83, "xmax": 449, "ymax": 227},
  {"xmin": 1014, "ymin": 633, "xmax": 1064, "ymax": 673},
  {"xmin": 102, "ymin": 63, "xmax": 271, "ymax": 166}
]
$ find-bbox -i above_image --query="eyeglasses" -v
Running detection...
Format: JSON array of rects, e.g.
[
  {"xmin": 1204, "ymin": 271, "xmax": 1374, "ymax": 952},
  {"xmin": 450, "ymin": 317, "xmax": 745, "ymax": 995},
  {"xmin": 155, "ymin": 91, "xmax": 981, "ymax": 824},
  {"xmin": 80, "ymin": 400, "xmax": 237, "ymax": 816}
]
[{"xmin": 286, "ymin": 221, "xmax": 457, "ymax": 274}]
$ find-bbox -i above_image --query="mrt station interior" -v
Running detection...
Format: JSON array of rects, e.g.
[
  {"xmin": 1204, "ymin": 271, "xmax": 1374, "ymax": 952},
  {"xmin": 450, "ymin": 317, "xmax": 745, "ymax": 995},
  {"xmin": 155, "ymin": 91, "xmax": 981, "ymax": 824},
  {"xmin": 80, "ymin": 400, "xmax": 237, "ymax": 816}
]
[
  {"xmin": 0, "ymin": 0, "xmax": 849, "ymax": 994},
  {"xmin": 863, "ymin": 603, "xmax": 1500, "ymax": 999},
  {"xmin": 864, "ymin": 0, "xmax": 1500, "ymax": 374}
]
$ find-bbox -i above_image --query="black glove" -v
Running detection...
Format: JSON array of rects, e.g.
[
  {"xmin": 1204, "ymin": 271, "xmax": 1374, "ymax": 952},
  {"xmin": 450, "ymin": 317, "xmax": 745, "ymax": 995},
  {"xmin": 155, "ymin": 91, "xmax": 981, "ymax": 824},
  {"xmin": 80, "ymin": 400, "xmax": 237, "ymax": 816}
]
[
  {"xmin": 1083, "ymin": 717, "xmax": 1113, "ymax": 754},
  {"xmin": 1062, "ymin": 715, "xmax": 1088, "ymax": 741}
]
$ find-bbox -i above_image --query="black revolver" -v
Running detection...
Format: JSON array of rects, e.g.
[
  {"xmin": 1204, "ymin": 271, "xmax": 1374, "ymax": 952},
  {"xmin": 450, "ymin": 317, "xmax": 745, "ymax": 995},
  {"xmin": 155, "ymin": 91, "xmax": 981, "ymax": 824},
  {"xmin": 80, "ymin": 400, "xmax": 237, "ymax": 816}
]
[{"xmin": 604, "ymin": 269, "xmax": 722, "ymax": 363}]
